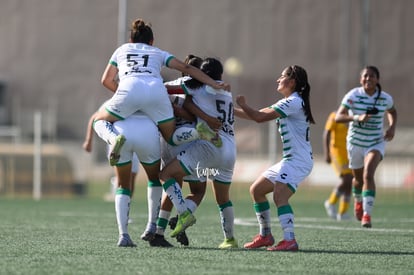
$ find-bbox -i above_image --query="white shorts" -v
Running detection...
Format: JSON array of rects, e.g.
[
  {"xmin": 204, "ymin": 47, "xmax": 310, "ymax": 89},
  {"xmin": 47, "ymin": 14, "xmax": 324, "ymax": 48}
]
[
  {"xmin": 262, "ymin": 159, "xmax": 313, "ymax": 192},
  {"xmin": 105, "ymin": 77, "xmax": 174, "ymax": 125},
  {"xmin": 347, "ymin": 141, "xmax": 385, "ymax": 169},
  {"xmin": 107, "ymin": 143, "xmax": 139, "ymax": 173},
  {"xmin": 131, "ymin": 154, "xmax": 139, "ymax": 174},
  {"xmin": 112, "ymin": 115, "xmax": 161, "ymax": 165},
  {"xmin": 177, "ymin": 138, "xmax": 236, "ymax": 183},
  {"xmin": 161, "ymin": 139, "xmax": 199, "ymax": 182}
]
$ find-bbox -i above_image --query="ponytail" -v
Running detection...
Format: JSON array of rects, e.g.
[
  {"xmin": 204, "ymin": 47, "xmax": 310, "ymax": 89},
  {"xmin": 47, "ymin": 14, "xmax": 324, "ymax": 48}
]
[{"xmin": 288, "ymin": 65, "xmax": 315, "ymax": 124}]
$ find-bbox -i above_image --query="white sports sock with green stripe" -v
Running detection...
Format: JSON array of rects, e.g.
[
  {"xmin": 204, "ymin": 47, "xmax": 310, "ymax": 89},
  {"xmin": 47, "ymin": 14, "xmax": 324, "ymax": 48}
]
[
  {"xmin": 93, "ymin": 120, "xmax": 118, "ymax": 145},
  {"xmin": 115, "ymin": 188, "xmax": 131, "ymax": 235},
  {"xmin": 362, "ymin": 190, "xmax": 375, "ymax": 216},
  {"xmin": 162, "ymin": 178, "xmax": 188, "ymax": 214},
  {"xmin": 219, "ymin": 201, "xmax": 234, "ymax": 239},
  {"xmin": 278, "ymin": 204, "xmax": 295, "ymax": 241},
  {"xmin": 147, "ymin": 180, "xmax": 162, "ymax": 228},
  {"xmin": 156, "ymin": 209, "xmax": 171, "ymax": 235},
  {"xmin": 185, "ymin": 199, "xmax": 198, "ymax": 213},
  {"xmin": 254, "ymin": 201, "xmax": 272, "ymax": 236}
]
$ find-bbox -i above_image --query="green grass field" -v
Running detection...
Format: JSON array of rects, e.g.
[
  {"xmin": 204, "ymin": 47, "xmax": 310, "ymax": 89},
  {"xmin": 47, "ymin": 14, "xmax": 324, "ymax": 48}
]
[{"xmin": 1, "ymin": 183, "xmax": 413, "ymax": 275}]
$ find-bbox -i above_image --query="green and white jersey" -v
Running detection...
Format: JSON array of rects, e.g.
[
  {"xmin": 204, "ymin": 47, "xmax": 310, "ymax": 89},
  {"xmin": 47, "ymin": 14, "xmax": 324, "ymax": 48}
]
[
  {"xmin": 178, "ymin": 83, "xmax": 236, "ymax": 183},
  {"xmin": 164, "ymin": 76, "xmax": 195, "ymax": 128},
  {"xmin": 271, "ymin": 92, "xmax": 313, "ymax": 164},
  {"xmin": 183, "ymin": 84, "xmax": 235, "ymax": 142},
  {"xmin": 341, "ymin": 87, "xmax": 394, "ymax": 148},
  {"xmin": 109, "ymin": 43, "xmax": 174, "ymax": 82}
]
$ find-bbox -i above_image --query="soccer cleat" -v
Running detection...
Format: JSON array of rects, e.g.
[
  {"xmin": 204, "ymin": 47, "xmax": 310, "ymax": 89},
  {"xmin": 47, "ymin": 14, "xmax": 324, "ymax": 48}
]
[
  {"xmin": 170, "ymin": 210, "xmax": 196, "ymax": 238},
  {"xmin": 361, "ymin": 214, "xmax": 372, "ymax": 228},
  {"xmin": 169, "ymin": 216, "xmax": 189, "ymax": 246},
  {"xmin": 140, "ymin": 230, "xmax": 156, "ymax": 241},
  {"xmin": 196, "ymin": 122, "xmax": 222, "ymax": 147},
  {"xmin": 219, "ymin": 238, "xmax": 239, "ymax": 249},
  {"xmin": 354, "ymin": 201, "xmax": 363, "ymax": 221},
  {"xmin": 149, "ymin": 234, "xmax": 173, "ymax": 247},
  {"xmin": 336, "ymin": 213, "xmax": 351, "ymax": 221},
  {"xmin": 244, "ymin": 234, "xmax": 275, "ymax": 249},
  {"xmin": 267, "ymin": 239, "xmax": 299, "ymax": 252},
  {"xmin": 324, "ymin": 200, "xmax": 337, "ymax": 219},
  {"xmin": 117, "ymin": 233, "xmax": 136, "ymax": 247},
  {"xmin": 109, "ymin": 134, "xmax": 126, "ymax": 166}
]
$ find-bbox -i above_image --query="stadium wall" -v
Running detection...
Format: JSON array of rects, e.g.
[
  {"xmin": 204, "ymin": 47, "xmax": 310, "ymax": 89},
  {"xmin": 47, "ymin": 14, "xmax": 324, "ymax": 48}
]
[{"xmin": 0, "ymin": 0, "xmax": 413, "ymax": 159}]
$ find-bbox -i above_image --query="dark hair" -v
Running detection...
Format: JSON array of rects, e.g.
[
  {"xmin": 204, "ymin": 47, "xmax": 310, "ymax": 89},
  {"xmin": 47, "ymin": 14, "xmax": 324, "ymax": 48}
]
[
  {"xmin": 182, "ymin": 54, "xmax": 203, "ymax": 77},
  {"xmin": 130, "ymin": 19, "xmax": 153, "ymax": 44},
  {"xmin": 286, "ymin": 65, "xmax": 315, "ymax": 124},
  {"xmin": 184, "ymin": 57, "xmax": 223, "ymax": 89},
  {"xmin": 361, "ymin": 65, "xmax": 382, "ymax": 92}
]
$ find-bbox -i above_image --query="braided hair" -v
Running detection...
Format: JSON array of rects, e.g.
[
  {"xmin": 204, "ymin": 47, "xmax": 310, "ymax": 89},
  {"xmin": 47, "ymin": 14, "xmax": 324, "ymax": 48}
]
[{"xmin": 286, "ymin": 65, "xmax": 315, "ymax": 124}]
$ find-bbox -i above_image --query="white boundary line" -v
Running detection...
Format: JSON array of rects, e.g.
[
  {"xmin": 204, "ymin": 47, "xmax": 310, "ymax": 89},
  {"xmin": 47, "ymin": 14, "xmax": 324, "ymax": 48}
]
[
  {"xmin": 57, "ymin": 212, "xmax": 414, "ymax": 234},
  {"xmin": 234, "ymin": 217, "xmax": 414, "ymax": 234}
]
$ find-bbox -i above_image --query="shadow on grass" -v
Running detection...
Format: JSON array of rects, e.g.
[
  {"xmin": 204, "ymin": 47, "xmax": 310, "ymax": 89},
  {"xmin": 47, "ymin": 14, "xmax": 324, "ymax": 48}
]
[
  {"xmin": 300, "ymin": 249, "xmax": 414, "ymax": 256},
  {"xmin": 147, "ymin": 246, "xmax": 414, "ymax": 256}
]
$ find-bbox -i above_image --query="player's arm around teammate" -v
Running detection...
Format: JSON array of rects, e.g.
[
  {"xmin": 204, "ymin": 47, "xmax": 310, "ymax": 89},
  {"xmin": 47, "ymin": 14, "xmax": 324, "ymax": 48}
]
[
  {"xmin": 159, "ymin": 58, "xmax": 239, "ymax": 249},
  {"xmin": 93, "ymin": 19, "xmax": 228, "ymax": 166}
]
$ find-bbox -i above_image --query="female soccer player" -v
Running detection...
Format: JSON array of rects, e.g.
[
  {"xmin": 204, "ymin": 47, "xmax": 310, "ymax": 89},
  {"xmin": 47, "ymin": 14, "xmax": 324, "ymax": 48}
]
[
  {"xmin": 110, "ymin": 112, "xmax": 162, "ymax": 247},
  {"xmin": 93, "ymin": 19, "xmax": 225, "ymax": 166},
  {"xmin": 335, "ymin": 66, "xmax": 397, "ymax": 228},
  {"xmin": 235, "ymin": 65, "xmax": 314, "ymax": 251},
  {"xmin": 147, "ymin": 54, "xmax": 208, "ymax": 247},
  {"xmin": 323, "ymin": 111, "xmax": 353, "ymax": 221},
  {"xmin": 159, "ymin": 58, "xmax": 239, "ymax": 249}
]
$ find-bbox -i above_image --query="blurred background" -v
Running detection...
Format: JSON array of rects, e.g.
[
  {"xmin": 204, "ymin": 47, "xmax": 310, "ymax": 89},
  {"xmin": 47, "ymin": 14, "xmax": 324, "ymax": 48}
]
[{"xmin": 0, "ymin": 0, "xmax": 413, "ymax": 198}]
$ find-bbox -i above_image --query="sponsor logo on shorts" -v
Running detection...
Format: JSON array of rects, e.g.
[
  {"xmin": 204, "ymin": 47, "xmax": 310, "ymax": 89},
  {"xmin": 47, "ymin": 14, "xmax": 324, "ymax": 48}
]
[{"xmin": 195, "ymin": 162, "xmax": 219, "ymax": 178}]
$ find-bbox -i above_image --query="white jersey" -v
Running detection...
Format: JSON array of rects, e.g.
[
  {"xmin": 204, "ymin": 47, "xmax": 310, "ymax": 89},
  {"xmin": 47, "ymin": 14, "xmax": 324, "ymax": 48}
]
[
  {"xmin": 271, "ymin": 92, "xmax": 313, "ymax": 165},
  {"xmin": 109, "ymin": 43, "xmax": 174, "ymax": 82},
  {"xmin": 184, "ymin": 84, "xmax": 235, "ymax": 142},
  {"xmin": 164, "ymin": 76, "xmax": 191, "ymax": 86},
  {"xmin": 160, "ymin": 79, "xmax": 198, "ymax": 181},
  {"xmin": 105, "ymin": 43, "xmax": 176, "ymax": 123},
  {"xmin": 164, "ymin": 76, "xmax": 195, "ymax": 128},
  {"xmin": 177, "ymin": 84, "xmax": 236, "ymax": 183},
  {"xmin": 341, "ymin": 87, "xmax": 394, "ymax": 148},
  {"xmin": 263, "ymin": 92, "xmax": 313, "ymax": 190}
]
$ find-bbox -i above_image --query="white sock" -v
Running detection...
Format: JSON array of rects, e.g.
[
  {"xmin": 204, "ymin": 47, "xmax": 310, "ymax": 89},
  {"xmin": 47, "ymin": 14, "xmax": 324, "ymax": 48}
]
[
  {"xmin": 253, "ymin": 201, "xmax": 272, "ymax": 236},
  {"xmin": 278, "ymin": 213, "xmax": 295, "ymax": 241},
  {"xmin": 363, "ymin": 196, "xmax": 375, "ymax": 216},
  {"xmin": 171, "ymin": 127, "xmax": 199, "ymax": 145},
  {"xmin": 219, "ymin": 201, "xmax": 235, "ymax": 239},
  {"xmin": 256, "ymin": 209, "xmax": 272, "ymax": 236},
  {"xmin": 147, "ymin": 181, "xmax": 162, "ymax": 225},
  {"xmin": 93, "ymin": 119, "xmax": 118, "ymax": 145},
  {"xmin": 162, "ymin": 179, "xmax": 188, "ymax": 214},
  {"xmin": 115, "ymin": 191, "xmax": 131, "ymax": 235},
  {"xmin": 156, "ymin": 210, "xmax": 171, "ymax": 235},
  {"xmin": 185, "ymin": 198, "xmax": 198, "ymax": 213}
]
